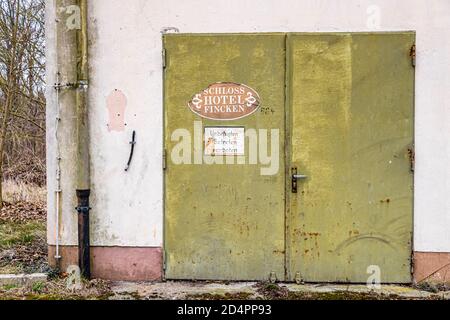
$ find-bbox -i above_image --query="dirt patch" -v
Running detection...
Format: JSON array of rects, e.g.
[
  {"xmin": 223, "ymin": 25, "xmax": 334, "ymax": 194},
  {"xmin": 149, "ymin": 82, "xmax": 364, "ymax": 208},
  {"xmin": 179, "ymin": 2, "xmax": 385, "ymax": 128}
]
[{"xmin": 0, "ymin": 236, "xmax": 48, "ymax": 273}]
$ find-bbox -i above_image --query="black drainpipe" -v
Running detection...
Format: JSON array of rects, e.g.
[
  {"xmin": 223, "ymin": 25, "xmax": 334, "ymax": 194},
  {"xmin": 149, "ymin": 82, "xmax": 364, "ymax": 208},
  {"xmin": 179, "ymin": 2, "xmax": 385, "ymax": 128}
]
[
  {"xmin": 75, "ymin": 0, "xmax": 91, "ymax": 279},
  {"xmin": 76, "ymin": 190, "xmax": 91, "ymax": 278}
]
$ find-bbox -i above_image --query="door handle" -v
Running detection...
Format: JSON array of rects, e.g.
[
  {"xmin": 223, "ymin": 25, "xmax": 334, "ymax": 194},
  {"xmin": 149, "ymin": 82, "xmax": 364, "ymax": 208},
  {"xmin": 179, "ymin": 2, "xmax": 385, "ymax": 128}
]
[{"xmin": 292, "ymin": 167, "xmax": 307, "ymax": 193}]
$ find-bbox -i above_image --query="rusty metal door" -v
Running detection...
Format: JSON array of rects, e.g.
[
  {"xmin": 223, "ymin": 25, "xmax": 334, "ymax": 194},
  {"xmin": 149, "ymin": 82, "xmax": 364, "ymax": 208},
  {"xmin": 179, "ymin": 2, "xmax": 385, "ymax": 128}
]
[
  {"xmin": 163, "ymin": 34, "xmax": 287, "ymax": 280},
  {"xmin": 164, "ymin": 32, "xmax": 414, "ymax": 282},
  {"xmin": 286, "ymin": 33, "xmax": 415, "ymax": 283}
]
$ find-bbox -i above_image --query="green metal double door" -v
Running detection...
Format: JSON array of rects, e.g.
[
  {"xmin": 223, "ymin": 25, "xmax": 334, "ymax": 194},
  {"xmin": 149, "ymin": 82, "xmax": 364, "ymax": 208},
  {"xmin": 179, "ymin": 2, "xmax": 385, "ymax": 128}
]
[{"xmin": 164, "ymin": 33, "xmax": 415, "ymax": 283}]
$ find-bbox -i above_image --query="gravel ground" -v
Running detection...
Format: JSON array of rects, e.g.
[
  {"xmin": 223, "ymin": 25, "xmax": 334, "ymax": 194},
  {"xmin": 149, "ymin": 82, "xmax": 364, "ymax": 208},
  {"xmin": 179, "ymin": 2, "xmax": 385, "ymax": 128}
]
[
  {"xmin": 108, "ymin": 281, "xmax": 450, "ymax": 300},
  {"xmin": 3, "ymin": 279, "xmax": 449, "ymax": 300}
]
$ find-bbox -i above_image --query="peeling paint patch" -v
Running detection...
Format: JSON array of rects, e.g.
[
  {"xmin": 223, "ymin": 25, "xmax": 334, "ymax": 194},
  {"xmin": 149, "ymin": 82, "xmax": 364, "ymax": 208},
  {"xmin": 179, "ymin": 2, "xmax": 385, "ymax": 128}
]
[{"xmin": 106, "ymin": 89, "xmax": 127, "ymax": 132}]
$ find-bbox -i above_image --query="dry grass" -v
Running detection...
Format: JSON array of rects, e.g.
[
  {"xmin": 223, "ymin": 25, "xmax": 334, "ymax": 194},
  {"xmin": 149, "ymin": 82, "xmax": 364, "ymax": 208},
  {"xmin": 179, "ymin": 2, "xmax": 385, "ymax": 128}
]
[{"xmin": 2, "ymin": 179, "xmax": 46, "ymax": 205}]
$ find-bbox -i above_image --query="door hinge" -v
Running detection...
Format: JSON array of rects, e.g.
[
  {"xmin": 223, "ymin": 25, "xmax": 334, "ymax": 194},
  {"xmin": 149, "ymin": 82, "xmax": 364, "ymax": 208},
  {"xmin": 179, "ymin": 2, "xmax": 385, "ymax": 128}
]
[
  {"xmin": 163, "ymin": 250, "xmax": 167, "ymax": 271},
  {"xmin": 162, "ymin": 48, "xmax": 167, "ymax": 69},
  {"xmin": 410, "ymin": 44, "xmax": 416, "ymax": 68},
  {"xmin": 162, "ymin": 250, "xmax": 167, "ymax": 281},
  {"xmin": 163, "ymin": 149, "xmax": 167, "ymax": 170},
  {"xmin": 408, "ymin": 146, "xmax": 415, "ymax": 173}
]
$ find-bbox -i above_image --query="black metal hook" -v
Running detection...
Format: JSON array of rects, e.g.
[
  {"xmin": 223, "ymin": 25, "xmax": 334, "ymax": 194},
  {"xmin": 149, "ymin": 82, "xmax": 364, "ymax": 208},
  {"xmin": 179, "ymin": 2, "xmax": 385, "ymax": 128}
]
[{"xmin": 125, "ymin": 130, "xmax": 136, "ymax": 172}]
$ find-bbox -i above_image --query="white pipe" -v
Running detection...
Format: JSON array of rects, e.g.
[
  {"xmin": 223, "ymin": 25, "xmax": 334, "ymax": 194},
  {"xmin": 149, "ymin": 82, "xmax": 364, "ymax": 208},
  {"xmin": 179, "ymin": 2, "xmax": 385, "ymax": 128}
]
[{"xmin": 54, "ymin": 71, "xmax": 62, "ymax": 261}]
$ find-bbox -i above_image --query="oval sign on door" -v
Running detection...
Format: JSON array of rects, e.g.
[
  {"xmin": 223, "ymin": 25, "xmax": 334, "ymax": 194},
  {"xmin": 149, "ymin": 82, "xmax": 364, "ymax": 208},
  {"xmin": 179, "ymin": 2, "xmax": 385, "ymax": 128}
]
[{"xmin": 188, "ymin": 82, "xmax": 261, "ymax": 121}]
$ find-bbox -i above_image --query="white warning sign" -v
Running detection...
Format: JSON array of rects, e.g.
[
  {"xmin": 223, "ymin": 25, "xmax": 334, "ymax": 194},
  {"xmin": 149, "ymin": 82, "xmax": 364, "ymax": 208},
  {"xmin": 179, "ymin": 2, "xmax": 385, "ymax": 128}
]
[{"xmin": 204, "ymin": 127, "xmax": 245, "ymax": 156}]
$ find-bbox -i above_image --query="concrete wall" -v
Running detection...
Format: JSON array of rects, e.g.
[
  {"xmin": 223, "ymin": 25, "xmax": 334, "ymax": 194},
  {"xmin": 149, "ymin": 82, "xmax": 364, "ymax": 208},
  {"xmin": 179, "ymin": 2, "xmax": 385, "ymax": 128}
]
[{"xmin": 46, "ymin": 0, "xmax": 450, "ymax": 280}]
